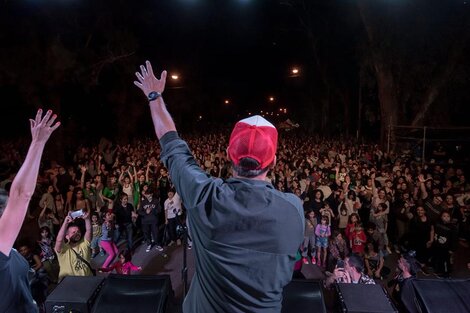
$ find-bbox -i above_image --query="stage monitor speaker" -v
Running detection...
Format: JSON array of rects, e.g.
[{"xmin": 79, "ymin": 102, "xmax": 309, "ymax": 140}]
[
  {"xmin": 282, "ymin": 279, "xmax": 327, "ymax": 313},
  {"xmin": 91, "ymin": 274, "xmax": 173, "ymax": 313},
  {"xmin": 45, "ymin": 276, "xmax": 105, "ymax": 313},
  {"xmin": 412, "ymin": 279, "xmax": 470, "ymax": 313},
  {"xmin": 336, "ymin": 283, "xmax": 398, "ymax": 313}
]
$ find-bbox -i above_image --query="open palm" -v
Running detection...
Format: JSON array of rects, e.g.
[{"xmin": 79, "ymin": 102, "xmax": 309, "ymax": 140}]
[
  {"xmin": 30, "ymin": 109, "xmax": 60, "ymax": 144},
  {"xmin": 134, "ymin": 60, "xmax": 167, "ymax": 97}
]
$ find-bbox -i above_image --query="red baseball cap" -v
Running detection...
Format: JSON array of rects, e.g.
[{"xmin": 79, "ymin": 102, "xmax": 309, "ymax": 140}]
[{"xmin": 228, "ymin": 115, "xmax": 278, "ymax": 169}]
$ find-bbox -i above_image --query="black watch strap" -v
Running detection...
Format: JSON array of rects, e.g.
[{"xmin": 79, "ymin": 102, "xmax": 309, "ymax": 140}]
[{"xmin": 148, "ymin": 91, "xmax": 162, "ymax": 102}]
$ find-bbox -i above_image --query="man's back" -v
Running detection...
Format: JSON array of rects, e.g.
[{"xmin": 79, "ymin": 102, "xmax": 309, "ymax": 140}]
[
  {"xmin": 160, "ymin": 131, "xmax": 304, "ymax": 313},
  {"xmin": 183, "ymin": 177, "xmax": 304, "ymax": 313}
]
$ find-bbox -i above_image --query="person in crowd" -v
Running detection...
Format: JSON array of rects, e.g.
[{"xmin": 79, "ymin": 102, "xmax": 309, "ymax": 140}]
[
  {"xmin": 19, "ymin": 243, "xmax": 49, "ymax": 310},
  {"xmin": 408, "ymin": 206, "xmax": 434, "ymax": 267},
  {"xmin": 389, "ymin": 251, "xmax": 420, "ymax": 313},
  {"xmin": 54, "ymin": 193, "xmax": 65, "ymax": 222},
  {"xmin": 364, "ymin": 242, "xmax": 390, "ymax": 280},
  {"xmin": 68, "ymin": 188, "xmax": 90, "ymax": 215},
  {"xmin": 138, "ymin": 187, "xmax": 163, "ymax": 252},
  {"xmin": 114, "ymin": 193, "xmax": 135, "ymax": 251},
  {"xmin": 337, "ymin": 201, "xmax": 349, "ymax": 234},
  {"xmin": 302, "ymin": 209, "xmax": 317, "ymax": 265},
  {"xmin": 432, "ymin": 210, "xmax": 457, "ymax": 277},
  {"xmin": 350, "ymin": 223, "xmax": 367, "ymax": 256},
  {"xmin": 164, "ymin": 189, "xmax": 183, "ymax": 246},
  {"xmin": 39, "ymin": 185, "xmax": 56, "ymax": 216},
  {"xmin": 370, "ymin": 202, "xmax": 391, "ymax": 254},
  {"xmin": 119, "ymin": 171, "xmax": 135, "ymax": 206},
  {"xmin": 320, "ymin": 202, "xmax": 335, "ymax": 226},
  {"xmin": 394, "ymin": 192, "xmax": 415, "ymax": 249},
  {"xmin": 101, "ymin": 175, "xmax": 120, "ymax": 211},
  {"xmin": 55, "ymin": 212, "xmax": 93, "ymax": 280},
  {"xmin": 99, "ymin": 249, "xmax": 142, "ymax": 275},
  {"xmin": 100, "ymin": 212, "xmax": 118, "ymax": 268},
  {"xmin": 418, "ymin": 174, "xmax": 444, "ymax": 224},
  {"xmin": 325, "ymin": 253, "xmax": 376, "ymax": 287},
  {"xmin": 316, "ymin": 215, "xmax": 331, "ymax": 268},
  {"xmin": 327, "ymin": 230, "xmax": 349, "ymax": 272},
  {"xmin": 134, "ymin": 61, "xmax": 304, "ymax": 313},
  {"xmin": 38, "ymin": 205, "xmax": 60, "ymax": 237},
  {"xmin": 0, "ymin": 109, "xmax": 59, "ymax": 313},
  {"xmin": 90, "ymin": 212, "xmax": 102, "ymax": 258},
  {"xmin": 37, "ymin": 226, "xmax": 59, "ymax": 284}
]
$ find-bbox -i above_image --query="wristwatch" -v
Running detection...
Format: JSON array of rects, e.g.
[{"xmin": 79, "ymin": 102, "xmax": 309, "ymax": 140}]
[{"xmin": 148, "ymin": 91, "xmax": 162, "ymax": 102}]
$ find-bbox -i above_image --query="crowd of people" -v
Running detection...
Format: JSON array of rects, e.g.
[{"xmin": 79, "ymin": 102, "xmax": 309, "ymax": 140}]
[
  {"xmin": 1, "ymin": 127, "xmax": 469, "ymax": 311},
  {"xmin": 2, "ymin": 62, "xmax": 469, "ymax": 312}
]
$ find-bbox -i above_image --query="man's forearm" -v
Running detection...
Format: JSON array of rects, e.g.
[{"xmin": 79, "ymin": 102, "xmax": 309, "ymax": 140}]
[
  {"xmin": 0, "ymin": 141, "xmax": 45, "ymax": 255},
  {"xmin": 55, "ymin": 221, "xmax": 69, "ymax": 252},
  {"xmin": 149, "ymin": 97, "xmax": 177, "ymax": 140},
  {"xmin": 84, "ymin": 217, "xmax": 92, "ymax": 242}
]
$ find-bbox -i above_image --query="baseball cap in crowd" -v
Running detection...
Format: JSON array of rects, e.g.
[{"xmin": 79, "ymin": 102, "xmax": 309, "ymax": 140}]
[{"xmin": 228, "ymin": 115, "xmax": 278, "ymax": 169}]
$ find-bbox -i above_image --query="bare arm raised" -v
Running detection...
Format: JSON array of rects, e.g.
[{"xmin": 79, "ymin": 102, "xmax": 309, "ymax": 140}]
[
  {"xmin": 0, "ymin": 109, "xmax": 60, "ymax": 256},
  {"xmin": 134, "ymin": 60, "xmax": 176, "ymax": 139}
]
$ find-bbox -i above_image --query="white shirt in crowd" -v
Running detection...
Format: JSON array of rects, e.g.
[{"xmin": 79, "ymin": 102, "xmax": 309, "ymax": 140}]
[{"xmin": 164, "ymin": 193, "xmax": 182, "ymax": 219}]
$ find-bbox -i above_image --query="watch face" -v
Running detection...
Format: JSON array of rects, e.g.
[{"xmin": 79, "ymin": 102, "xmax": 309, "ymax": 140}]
[{"xmin": 148, "ymin": 91, "xmax": 161, "ymax": 101}]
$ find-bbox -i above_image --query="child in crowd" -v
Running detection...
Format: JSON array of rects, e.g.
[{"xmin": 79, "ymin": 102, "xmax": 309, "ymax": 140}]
[
  {"xmin": 315, "ymin": 216, "xmax": 331, "ymax": 268},
  {"xmin": 345, "ymin": 213, "xmax": 361, "ymax": 244},
  {"xmin": 320, "ymin": 203, "xmax": 334, "ymax": 226},
  {"xmin": 350, "ymin": 224, "xmax": 367, "ymax": 255},
  {"xmin": 91, "ymin": 212, "xmax": 102, "ymax": 258},
  {"xmin": 100, "ymin": 212, "xmax": 118, "ymax": 268},
  {"xmin": 99, "ymin": 249, "xmax": 142, "ymax": 275},
  {"xmin": 37, "ymin": 226, "xmax": 59, "ymax": 283},
  {"xmin": 370, "ymin": 202, "xmax": 391, "ymax": 254},
  {"xmin": 337, "ymin": 203, "xmax": 349, "ymax": 234},
  {"xmin": 302, "ymin": 209, "xmax": 317, "ymax": 265}
]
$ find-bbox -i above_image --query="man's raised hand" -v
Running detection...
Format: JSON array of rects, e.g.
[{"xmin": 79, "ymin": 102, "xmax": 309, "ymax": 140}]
[
  {"xmin": 134, "ymin": 60, "xmax": 167, "ymax": 98},
  {"xmin": 29, "ymin": 109, "xmax": 60, "ymax": 144}
]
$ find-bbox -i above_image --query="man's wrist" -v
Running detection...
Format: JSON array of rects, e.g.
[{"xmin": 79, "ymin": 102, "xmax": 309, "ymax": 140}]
[{"xmin": 147, "ymin": 91, "xmax": 162, "ymax": 102}]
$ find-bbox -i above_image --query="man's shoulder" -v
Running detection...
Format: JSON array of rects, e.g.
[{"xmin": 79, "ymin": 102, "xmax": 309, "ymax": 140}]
[{"xmin": 360, "ymin": 274, "xmax": 376, "ymax": 284}]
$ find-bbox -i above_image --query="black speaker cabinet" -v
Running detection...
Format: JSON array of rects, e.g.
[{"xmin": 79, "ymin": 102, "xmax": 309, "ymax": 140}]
[
  {"xmin": 282, "ymin": 280, "xmax": 327, "ymax": 313},
  {"xmin": 91, "ymin": 274, "xmax": 173, "ymax": 313},
  {"xmin": 45, "ymin": 276, "xmax": 105, "ymax": 313},
  {"xmin": 412, "ymin": 279, "xmax": 470, "ymax": 313},
  {"xmin": 336, "ymin": 283, "xmax": 398, "ymax": 313}
]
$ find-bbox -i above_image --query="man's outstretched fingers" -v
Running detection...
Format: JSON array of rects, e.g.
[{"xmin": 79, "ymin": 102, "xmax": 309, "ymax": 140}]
[
  {"xmin": 146, "ymin": 61, "xmax": 154, "ymax": 77},
  {"xmin": 134, "ymin": 81, "xmax": 143, "ymax": 89},
  {"xmin": 46, "ymin": 114, "xmax": 57, "ymax": 127}
]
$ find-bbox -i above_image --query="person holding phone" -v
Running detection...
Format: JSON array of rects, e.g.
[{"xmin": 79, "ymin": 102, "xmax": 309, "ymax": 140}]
[
  {"xmin": 55, "ymin": 210, "xmax": 92, "ymax": 280},
  {"xmin": 0, "ymin": 109, "xmax": 60, "ymax": 313},
  {"xmin": 325, "ymin": 253, "xmax": 375, "ymax": 287}
]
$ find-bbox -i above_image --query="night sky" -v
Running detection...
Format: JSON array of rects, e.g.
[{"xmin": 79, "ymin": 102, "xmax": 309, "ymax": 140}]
[{"xmin": 0, "ymin": 1, "xmax": 469, "ymax": 141}]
